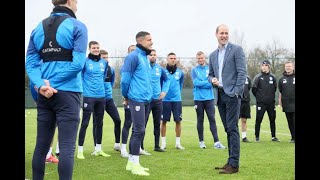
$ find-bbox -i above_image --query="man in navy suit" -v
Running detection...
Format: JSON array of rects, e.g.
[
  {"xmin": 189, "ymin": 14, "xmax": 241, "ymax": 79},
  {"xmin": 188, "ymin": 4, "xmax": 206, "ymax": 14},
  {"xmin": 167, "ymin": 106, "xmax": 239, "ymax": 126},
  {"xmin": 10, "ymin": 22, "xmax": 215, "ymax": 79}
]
[{"xmin": 208, "ymin": 24, "xmax": 247, "ymax": 174}]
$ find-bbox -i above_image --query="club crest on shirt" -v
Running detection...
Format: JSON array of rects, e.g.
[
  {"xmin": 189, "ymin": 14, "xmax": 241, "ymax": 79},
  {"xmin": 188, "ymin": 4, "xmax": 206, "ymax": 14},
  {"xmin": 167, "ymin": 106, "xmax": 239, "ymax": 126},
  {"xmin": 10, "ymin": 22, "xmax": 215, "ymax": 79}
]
[
  {"xmin": 84, "ymin": 103, "xmax": 88, "ymax": 108},
  {"xmin": 135, "ymin": 106, "xmax": 140, "ymax": 111},
  {"xmin": 100, "ymin": 63, "xmax": 105, "ymax": 71},
  {"xmin": 175, "ymin": 72, "xmax": 180, "ymax": 80},
  {"xmin": 283, "ymin": 79, "xmax": 287, "ymax": 83},
  {"xmin": 269, "ymin": 76, "xmax": 273, "ymax": 84},
  {"xmin": 155, "ymin": 67, "xmax": 160, "ymax": 76}
]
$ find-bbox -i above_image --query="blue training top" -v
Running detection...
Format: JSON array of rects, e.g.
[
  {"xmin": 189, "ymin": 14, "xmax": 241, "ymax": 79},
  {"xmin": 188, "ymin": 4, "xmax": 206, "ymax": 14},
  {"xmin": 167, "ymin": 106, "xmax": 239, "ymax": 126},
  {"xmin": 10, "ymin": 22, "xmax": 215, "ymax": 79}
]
[
  {"xmin": 29, "ymin": 81, "xmax": 38, "ymax": 102},
  {"xmin": 25, "ymin": 12, "xmax": 88, "ymax": 93},
  {"xmin": 120, "ymin": 47, "xmax": 152, "ymax": 102},
  {"xmin": 150, "ymin": 62, "xmax": 170, "ymax": 100},
  {"xmin": 163, "ymin": 68, "xmax": 184, "ymax": 102},
  {"xmin": 191, "ymin": 65, "xmax": 214, "ymax": 101},
  {"xmin": 82, "ymin": 58, "xmax": 108, "ymax": 98}
]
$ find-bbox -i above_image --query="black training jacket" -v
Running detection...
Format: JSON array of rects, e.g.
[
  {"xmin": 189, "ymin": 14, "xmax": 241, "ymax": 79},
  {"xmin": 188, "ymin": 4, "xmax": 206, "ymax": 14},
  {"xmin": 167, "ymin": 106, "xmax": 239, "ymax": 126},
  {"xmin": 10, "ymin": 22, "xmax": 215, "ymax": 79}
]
[
  {"xmin": 252, "ymin": 72, "xmax": 277, "ymax": 104},
  {"xmin": 278, "ymin": 71, "xmax": 295, "ymax": 112}
]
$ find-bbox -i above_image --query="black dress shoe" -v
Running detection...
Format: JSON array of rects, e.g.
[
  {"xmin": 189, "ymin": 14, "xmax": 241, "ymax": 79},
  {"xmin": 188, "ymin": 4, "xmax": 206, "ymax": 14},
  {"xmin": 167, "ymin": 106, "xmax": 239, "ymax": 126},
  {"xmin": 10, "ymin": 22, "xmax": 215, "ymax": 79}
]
[
  {"xmin": 214, "ymin": 163, "xmax": 228, "ymax": 170},
  {"xmin": 219, "ymin": 165, "xmax": 239, "ymax": 174},
  {"xmin": 154, "ymin": 147, "xmax": 166, "ymax": 152}
]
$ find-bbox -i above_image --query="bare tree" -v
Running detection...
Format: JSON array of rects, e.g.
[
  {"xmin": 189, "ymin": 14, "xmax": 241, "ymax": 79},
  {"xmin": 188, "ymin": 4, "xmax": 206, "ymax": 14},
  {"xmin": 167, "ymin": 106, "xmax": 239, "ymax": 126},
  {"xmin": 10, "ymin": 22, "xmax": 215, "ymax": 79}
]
[
  {"xmin": 265, "ymin": 39, "xmax": 289, "ymax": 78},
  {"xmin": 230, "ymin": 29, "xmax": 248, "ymax": 54},
  {"xmin": 247, "ymin": 46, "xmax": 268, "ymax": 78}
]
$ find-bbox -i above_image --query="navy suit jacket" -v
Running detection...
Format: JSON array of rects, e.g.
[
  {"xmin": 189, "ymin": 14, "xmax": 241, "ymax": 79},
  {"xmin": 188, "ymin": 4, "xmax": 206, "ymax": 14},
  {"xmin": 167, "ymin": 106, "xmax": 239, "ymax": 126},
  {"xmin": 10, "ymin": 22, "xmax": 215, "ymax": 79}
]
[{"xmin": 208, "ymin": 42, "xmax": 247, "ymax": 98}]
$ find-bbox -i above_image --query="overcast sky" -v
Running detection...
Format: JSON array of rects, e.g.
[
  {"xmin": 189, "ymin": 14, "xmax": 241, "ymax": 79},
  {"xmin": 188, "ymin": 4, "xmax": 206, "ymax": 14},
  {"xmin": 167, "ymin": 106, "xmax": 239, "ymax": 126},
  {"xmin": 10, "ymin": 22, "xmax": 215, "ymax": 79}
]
[{"xmin": 25, "ymin": 0, "xmax": 295, "ymax": 58}]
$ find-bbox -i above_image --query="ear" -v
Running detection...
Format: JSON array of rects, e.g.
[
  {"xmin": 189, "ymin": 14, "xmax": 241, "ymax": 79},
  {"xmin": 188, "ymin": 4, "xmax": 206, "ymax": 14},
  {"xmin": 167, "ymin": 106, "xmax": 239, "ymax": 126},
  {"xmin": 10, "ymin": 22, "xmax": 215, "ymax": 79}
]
[{"xmin": 67, "ymin": 0, "xmax": 72, "ymax": 5}]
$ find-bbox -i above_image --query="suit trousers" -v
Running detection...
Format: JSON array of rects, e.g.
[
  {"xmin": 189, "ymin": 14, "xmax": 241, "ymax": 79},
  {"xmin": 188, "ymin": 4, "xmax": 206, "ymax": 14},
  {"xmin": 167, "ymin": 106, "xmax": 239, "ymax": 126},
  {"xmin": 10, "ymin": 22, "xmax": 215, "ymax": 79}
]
[{"xmin": 217, "ymin": 89, "xmax": 241, "ymax": 168}]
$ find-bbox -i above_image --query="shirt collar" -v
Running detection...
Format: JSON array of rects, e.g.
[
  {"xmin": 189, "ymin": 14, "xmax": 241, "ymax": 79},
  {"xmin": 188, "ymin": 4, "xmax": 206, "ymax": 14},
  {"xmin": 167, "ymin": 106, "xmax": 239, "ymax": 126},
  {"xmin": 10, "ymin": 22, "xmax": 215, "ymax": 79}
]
[{"xmin": 218, "ymin": 42, "xmax": 228, "ymax": 51}]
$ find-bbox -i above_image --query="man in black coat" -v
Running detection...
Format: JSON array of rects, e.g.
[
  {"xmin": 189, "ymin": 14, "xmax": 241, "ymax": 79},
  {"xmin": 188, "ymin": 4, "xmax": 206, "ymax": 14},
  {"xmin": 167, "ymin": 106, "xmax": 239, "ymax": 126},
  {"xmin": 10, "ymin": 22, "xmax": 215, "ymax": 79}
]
[{"xmin": 278, "ymin": 60, "xmax": 295, "ymax": 143}]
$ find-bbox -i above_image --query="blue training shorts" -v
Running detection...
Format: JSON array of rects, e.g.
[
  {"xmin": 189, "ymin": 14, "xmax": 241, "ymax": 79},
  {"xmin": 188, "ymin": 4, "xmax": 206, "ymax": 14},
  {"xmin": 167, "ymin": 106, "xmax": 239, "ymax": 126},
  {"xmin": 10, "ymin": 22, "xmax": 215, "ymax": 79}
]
[{"xmin": 161, "ymin": 101, "xmax": 182, "ymax": 122}]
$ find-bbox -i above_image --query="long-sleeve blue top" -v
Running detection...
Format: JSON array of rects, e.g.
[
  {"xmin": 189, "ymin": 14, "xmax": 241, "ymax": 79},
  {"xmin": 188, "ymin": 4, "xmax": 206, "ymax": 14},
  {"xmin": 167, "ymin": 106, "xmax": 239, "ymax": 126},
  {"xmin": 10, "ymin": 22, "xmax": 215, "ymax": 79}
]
[
  {"xmin": 104, "ymin": 66, "xmax": 115, "ymax": 99},
  {"xmin": 191, "ymin": 65, "xmax": 214, "ymax": 100},
  {"xmin": 150, "ymin": 62, "xmax": 170, "ymax": 100},
  {"xmin": 82, "ymin": 58, "xmax": 108, "ymax": 98},
  {"xmin": 120, "ymin": 47, "xmax": 152, "ymax": 102},
  {"xmin": 163, "ymin": 68, "xmax": 184, "ymax": 102},
  {"xmin": 25, "ymin": 12, "xmax": 88, "ymax": 92},
  {"xmin": 29, "ymin": 81, "xmax": 38, "ymax": 102}
]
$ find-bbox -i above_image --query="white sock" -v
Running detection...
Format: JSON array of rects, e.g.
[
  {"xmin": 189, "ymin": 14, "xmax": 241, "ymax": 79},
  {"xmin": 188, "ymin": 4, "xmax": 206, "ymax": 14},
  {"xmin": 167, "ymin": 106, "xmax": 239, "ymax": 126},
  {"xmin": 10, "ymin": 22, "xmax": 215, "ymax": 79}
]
[
  {"xmin": 242, "ymin": 132, "xmax": 247, "ymax": 139},
  {"xmin": 161, "ymin": 137, "xmax": 166, "ymax": 146},
  {"xmin": 78, "ymin": 146, "xmax": 83, "ymax": 152},
  {"xmin": 121, "ymin": 144, "xmax": 127, "ymax": 151},
  {"xmin": 132, "ymin": 155, "xmax": 140, "ymax": 165},
  {"xmin": 46, "ymin": 147, "xmax": 52, "ymax": 159},
  {"xmin": 176, "ymin": 137, "xmax": 181, "ymax": 145},
  {"xmin": 128, "ymin": 154, "xmax": 133, "ymax": 162},
  {"xmin": 55, "ymin": 142, "xmax": 59, "ymax": 154},
  {"xmin": 95, "ymin": 144, "xmax": 102, "ymax": 151},
  {"xmin": 115, "ymin": 143, "xmax": 120, "ymax": 147},
  {"xmin": 140, "ymin": 147, "xmax": 143, "ymax": 151}
]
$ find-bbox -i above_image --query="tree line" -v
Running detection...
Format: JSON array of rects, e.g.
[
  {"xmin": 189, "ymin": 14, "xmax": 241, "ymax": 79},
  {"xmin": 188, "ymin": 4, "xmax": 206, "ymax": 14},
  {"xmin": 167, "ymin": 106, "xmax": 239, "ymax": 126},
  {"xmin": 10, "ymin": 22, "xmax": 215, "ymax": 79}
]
[{"xmin": 25, "ymin": 40, "xmax": 295, "ymax": 90}]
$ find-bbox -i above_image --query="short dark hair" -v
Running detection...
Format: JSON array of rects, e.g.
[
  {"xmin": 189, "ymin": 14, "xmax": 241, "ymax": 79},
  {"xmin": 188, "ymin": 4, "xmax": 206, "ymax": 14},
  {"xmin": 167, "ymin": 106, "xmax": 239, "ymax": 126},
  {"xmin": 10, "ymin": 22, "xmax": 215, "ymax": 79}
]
[
  {"xmin": 167, "ymin": 52, "xmax": 176, "ymax": 57},
  {"xmin": 136, "ymin": 31, "xmax": 150, "ymax": 41},
  {"xmin": 150, "ymin": 49, "xmax": 156, "ymax": 52},
  {"xmin": 100, "ymin": 49, "xmax": 108, "ymax": 55},
  {"xmin": 88, "ymin": 41, "xmax": 99, "ymax": 48},
  {"xmin": 52, "ymin": 0, "xmax": 67, "ymax": 6}
]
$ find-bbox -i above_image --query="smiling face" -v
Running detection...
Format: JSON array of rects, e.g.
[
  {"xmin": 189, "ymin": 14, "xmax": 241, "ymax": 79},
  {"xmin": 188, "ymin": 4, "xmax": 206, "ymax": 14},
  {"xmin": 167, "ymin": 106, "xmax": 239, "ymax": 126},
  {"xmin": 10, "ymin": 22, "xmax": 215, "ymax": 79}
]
[
  {"xmin": 89, "ymin": 42, "xmax": 100, "ymax": 55},
  {"xmin": 216, "ymin": 24, "xmax": 229, "ymax": 47},
  {"xmin": 196, "ymin": 52, "xmax": 206, "ymax": 66}
]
